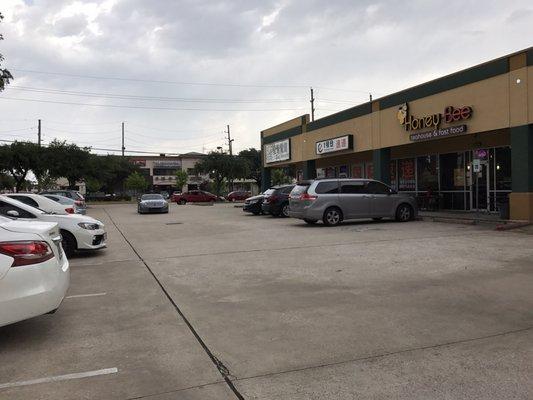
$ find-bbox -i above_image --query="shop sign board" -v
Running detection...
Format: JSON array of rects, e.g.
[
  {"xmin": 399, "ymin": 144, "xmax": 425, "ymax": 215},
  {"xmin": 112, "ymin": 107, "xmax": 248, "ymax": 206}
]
[
  {"xmin": 316, "ymin": 135, "xmax": 353, "ymax": 155},
  {"xmin": 265, "ymin": 139, "xmax": 291, "ymax": 163},
  {"xmin": 153, "ymin": 160, "xmax": 182, "ymax": 167},
  {"xmin": 409, "ymin": 124, "xmax": 467, "ymax": 142}
]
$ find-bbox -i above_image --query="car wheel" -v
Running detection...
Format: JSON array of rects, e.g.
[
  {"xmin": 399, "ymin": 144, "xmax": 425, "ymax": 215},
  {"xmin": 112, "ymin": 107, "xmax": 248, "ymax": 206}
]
[
  {"xmin": 60, "ymin": 230, "xmax": 77, "ymax": 257},
  {"xmin": 396, "ymin": 204, "xmax": 413, "ymax": 222},
  {"xmin": 281, "ymin": 203, "xmax": 290, "ymax": 217},
  {"xmin": 252, "ymin": 211, "xmax": 260, "ymax": 215},
  {"xmin": 304, "ymin": 219, "xmax": 317, "ymax": 225},
  {"xmin": 323, "ymin": 207, "xmax": 342, "ymax": 226},
  {"xmin": 178, "ymin": 199, "xmax": 187, "ymax": 205}
]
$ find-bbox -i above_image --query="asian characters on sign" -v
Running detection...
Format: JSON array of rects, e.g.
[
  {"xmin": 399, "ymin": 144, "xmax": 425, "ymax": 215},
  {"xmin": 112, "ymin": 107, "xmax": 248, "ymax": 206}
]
[
  {"xmin": 398, "ymin": 159, "xmax": 416, "ymax": 191},
  {"xmin": 265, "ymin": 139, "xmax": 290, "ymax": 163},
  {"xmin": 316, "ymin": 135, "xmax": 352, "ymax": 155}
]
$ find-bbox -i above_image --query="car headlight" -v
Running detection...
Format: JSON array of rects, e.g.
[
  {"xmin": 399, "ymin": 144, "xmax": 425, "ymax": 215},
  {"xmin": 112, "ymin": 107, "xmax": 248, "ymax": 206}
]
[{"xmin": 78, "ymin": 222, "xmax": 100, "ymax": 230}]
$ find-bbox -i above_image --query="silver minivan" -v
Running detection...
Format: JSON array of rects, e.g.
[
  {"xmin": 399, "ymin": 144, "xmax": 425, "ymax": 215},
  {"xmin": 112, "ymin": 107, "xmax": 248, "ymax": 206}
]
[{"xmin": 288, "ymin": 179, "xmax": 417, "ymax": 226}]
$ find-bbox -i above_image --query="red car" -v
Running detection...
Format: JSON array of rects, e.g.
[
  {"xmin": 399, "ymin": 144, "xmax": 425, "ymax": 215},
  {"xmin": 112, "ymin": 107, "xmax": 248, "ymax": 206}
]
[
  {"xmin": 226, "ymin": 190, "xmax": 251, "ymax": 202},
  {"xmin": 174, "ymin": 190, "xmax": 218, "ymax": 204}
]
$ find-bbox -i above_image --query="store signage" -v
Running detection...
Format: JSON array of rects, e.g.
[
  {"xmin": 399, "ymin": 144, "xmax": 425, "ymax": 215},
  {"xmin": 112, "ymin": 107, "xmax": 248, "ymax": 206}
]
[
  {"xmin": 409, "ymin": 124, "xmax": 467, "ymax": 142},
  {"xmin": 153, "ymin": 160, "xmax": 181, "ymax": 167},
  {"xmin": 316, "ymin": 135, "xmax": 353, "ymax": 155},
  {"xmin": 265, "ymin": 138, "xmax": 290, "ymax": 163},
  {"xmin": 131, "ymin": 159, "xmax": 146, "ymax": 167},
  {"xmin": 397, "ymin": 103, "xmax": 472, "ymax": 131}
]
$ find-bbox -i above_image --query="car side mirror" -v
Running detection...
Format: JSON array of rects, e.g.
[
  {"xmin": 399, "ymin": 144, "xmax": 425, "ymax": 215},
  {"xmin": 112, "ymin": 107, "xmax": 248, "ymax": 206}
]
[{"xmin": 7, "ymin": 210, "xmax": 20, "ymax": 217}]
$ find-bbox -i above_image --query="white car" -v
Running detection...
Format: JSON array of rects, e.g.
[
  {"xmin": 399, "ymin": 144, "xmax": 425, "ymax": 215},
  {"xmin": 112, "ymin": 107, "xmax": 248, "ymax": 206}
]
[
  {"xmin": 5, "ymin": 193, "xmax": 75, "ymax": 215},
  {"xmin": 43, "ymin": 194, "xmax": 86, "ymax": 214},
  {"xmin": 0, "ymin": 216, "xmax": 69, "ymax": 327},
  {"xmin": 0, "ymin": 195, "xmax": 107, "ymax": 256}
]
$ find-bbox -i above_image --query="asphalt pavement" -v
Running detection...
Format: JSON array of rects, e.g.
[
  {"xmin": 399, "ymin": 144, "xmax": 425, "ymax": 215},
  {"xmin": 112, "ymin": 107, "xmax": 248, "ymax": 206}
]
[{"xmin": 1, "ymin": 203, "xmax": 532, "ymax": 399}]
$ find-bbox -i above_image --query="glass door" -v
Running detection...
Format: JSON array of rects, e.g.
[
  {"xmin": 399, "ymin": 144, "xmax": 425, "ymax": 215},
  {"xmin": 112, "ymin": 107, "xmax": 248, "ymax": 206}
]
[{"xmin": 470, "ymin": 150, "xmax": 490, "ymax": 212}]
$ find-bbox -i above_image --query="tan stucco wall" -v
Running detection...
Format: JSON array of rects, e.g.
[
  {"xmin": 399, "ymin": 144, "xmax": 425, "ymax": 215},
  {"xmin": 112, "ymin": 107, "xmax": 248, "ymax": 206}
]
[
  {"xmin": 262, "ymin": 115, "xmax": 308, "ymax": 137},
  {"xmin": 510, "ymin": 193, "xmax": 533, "ymax": 221},
  {"xmin": 262, "ymin": 64, "xmax": 532, "ymax": 168}
]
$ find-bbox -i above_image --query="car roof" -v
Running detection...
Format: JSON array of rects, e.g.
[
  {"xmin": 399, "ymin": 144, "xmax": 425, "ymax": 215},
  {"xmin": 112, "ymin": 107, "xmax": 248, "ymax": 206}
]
[{"xmin": 270, "ymin": 184, "xmax": 295, "ymax": 189}]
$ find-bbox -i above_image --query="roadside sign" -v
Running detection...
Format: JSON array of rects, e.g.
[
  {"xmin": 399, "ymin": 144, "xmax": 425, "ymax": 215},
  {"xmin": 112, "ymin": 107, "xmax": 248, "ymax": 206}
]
[{"xmin": 473, "ymin": 159, "xmax": 481, "ymax": 173}]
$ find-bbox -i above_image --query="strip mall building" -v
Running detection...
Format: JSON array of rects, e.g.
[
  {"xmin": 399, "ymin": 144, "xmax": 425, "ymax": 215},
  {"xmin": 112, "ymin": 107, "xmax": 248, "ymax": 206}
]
[{"xmin": 260, "ymin": 47, "xmax": 533, "ymax": 221}]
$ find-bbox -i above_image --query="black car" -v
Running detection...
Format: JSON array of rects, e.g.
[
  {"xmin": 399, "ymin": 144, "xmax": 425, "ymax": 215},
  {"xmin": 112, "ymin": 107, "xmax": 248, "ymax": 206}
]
[
  {"xmin": 243, "ymin": 193, "xmax": 267, "ymax": 215},
  {"xmin": 261, "ymin": 185, "xmax": 295, "ymax": 217}
]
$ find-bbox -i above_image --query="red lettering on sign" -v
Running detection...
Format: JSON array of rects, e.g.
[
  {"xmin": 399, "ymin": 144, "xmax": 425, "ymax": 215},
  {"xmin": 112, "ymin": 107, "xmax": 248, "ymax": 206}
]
[{"xmin": 444, "ymin": 106, "xmax": 472, "ymax": 123}]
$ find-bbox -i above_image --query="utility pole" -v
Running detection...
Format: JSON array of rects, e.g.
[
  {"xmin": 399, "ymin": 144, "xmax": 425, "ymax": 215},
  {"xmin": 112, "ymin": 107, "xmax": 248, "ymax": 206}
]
[
  {"xmin": 121, "ymin": 122, "xmax": 125, "ymax": 156},
  {"xmin": 225, "ymin": 124, "xmax": 234, "ymax": 156},
  {"xmin": 310, "ymin": 87, "xmax": 315, "ymax": 121},
  {"xmin": 225, "ymin": 124, "xmax": 235, "ymax": 191},
  {"xmin": 38, "ymin": 119, "xmax": 41, "ymax": 147}
]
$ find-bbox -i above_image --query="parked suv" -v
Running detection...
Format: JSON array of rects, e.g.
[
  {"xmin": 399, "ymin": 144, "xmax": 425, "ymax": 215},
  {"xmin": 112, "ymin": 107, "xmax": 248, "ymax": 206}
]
[
  {"xmin": 261, "ymin": 185, "xmax": 295, "ymax": 217},
  {"xmin": 289, "ymin": 179, "xmax": 417, "ymax": 226}
]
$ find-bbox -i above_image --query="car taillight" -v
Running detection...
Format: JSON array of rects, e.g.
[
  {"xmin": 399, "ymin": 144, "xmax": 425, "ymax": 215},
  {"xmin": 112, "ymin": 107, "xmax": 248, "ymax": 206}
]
[
  {"xmin": 65, "ymin": 207, "xmax": 74, "ymax": 214},
  {"xmin": 0, "ymin": 241, "xmax": 54, "ymax": 267},
  {"xmin": 299, "ymin": 193, "xmax": 317, "ymax": 201}
]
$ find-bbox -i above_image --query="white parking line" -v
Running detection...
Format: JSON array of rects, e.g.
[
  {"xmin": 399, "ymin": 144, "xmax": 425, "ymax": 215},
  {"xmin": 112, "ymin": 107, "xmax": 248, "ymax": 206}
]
[
  {"xmin": 66, "ymin": 292, "xmax": 107, "ymax": 299},
  {"xmin": 0, "ymin": 368, "xmax": 118, "ymax": 389}
]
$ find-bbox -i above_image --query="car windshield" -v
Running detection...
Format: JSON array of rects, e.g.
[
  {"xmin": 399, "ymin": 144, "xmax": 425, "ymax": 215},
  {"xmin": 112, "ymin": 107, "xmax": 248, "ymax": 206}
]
[
  {"xmin": 263, "ymin": 189, "xmax": 275, "ymax": 195},
  {"xmin": 141, "ymin": 194, "xmax": 163, "ymax": 200}
]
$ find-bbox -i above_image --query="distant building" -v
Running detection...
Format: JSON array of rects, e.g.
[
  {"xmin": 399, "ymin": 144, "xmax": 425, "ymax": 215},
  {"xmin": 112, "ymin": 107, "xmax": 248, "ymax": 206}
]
[{"xmin": 130, "ymin": 152, "xmax": 208, "ymax": 192}]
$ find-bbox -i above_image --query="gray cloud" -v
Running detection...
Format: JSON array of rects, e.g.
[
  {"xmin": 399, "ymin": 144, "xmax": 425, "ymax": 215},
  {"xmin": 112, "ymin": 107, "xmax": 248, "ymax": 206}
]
[{"xmin": 0, "ymin": 0, "xmax": 532, "ymax": 154}]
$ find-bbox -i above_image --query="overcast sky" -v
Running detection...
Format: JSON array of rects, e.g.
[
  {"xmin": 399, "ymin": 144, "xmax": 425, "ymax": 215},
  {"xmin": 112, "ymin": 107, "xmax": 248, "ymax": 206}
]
[{"xmin": 0, "ymin": 0, "xmax": 532, "ymax": 155}]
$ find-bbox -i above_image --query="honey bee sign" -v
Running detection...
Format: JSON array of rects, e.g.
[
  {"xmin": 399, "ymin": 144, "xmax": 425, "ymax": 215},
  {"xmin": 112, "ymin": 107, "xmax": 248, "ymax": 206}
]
[{"xmin": 265, "ymin": 139, "xmax": 291, "ymax": 163}]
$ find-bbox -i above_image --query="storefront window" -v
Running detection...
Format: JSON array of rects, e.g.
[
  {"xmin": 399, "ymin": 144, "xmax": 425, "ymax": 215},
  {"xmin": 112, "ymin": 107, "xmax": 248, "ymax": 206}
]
[
  {"xmin": 417, "ymin": 155, "xmax": 438, "ymax": 192},
  {"xmin": 352, "ymin": 164, "xmax": 364, "ymax": 178},
  {"xmin": 366, "ymin": 162, "xmax": 374, "ymax": 179},
  {"xmin": 338, "ymin": 165, "xmax": 348, "ymax": 178},
  {"xmin": 398, "ymin": 158, "xmax": 416, "ymax": 191},
  {"xmin": 390, "ymin": 161, "xmax": 397, "ymax": 190},
  {"xmin": 495, "ymin": 147, "xmax": 511, "ymax": 191},
  {"xmin": 325, "ymin": 167, "xmax": 336, "ymax": 178},
  {"xmin": 316, "ymin": 168, "xmax": 326, "ymax": 179},
  {"xmin": 440, "ymin": 152, "xmax": 465, "ymax": 190}
]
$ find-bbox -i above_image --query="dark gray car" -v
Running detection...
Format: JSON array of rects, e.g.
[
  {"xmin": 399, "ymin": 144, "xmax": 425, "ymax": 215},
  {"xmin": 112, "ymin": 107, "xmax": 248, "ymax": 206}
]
[{"xmin": 289, "ymin": 179, "xmax": 417, "ymax": 226}]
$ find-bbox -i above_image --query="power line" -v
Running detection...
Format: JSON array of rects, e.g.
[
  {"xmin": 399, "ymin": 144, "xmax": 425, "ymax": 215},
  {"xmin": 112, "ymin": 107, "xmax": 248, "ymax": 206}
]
[
  {"xmin": 0, "ymin": 96, "xmax": 307, "ymax": 112},
  {"xmin": 7, "ymin": 85, "xmax": 306, "ymax": 104},
  {"xmin": 11, "ymin": 68, "xmax": 376, "ymax": 94}
]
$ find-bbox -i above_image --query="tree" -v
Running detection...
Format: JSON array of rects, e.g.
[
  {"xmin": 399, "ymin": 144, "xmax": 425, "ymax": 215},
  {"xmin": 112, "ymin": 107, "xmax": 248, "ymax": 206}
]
[
  {"xmin": 47, "ymin": 140, "xmax": 91, "ymax": 188},
  {"xmin": 85, "ymin": 177, "xmax": 103, "ymax": 193},
  {"xmin": 0, "ymin": 172, "xmax": 14, "ymax": 190},
  {"xmin": 175, "ymin": 169, "xmax": 188, "ymax": 192},
  {"xmin": 194, "ymin": 152, "xmax": 247, "ymax": 196},
  {"xmin": 271, "ymin": 168, "xmax": 292, "ymax": 186},
  {"xmin": 0, "ymin": 141, "xmax": 41, "ymax": 192},
  {"xmin": 124, "ymin": 171, "xmax": 148, "ymax": 194},
  {"xmin": 238, "ymin": 148, "xmax": 262, "ymax": 188},
  {"xmin": 0, "ymin": 13, "xmax": 13, "ymax": 92}
]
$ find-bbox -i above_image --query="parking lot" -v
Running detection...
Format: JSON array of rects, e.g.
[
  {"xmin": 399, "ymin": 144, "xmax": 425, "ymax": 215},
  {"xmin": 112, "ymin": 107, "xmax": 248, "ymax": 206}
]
[{"xmin": 1, "ymin": 203, "xmax": 532, "ymax": 400}]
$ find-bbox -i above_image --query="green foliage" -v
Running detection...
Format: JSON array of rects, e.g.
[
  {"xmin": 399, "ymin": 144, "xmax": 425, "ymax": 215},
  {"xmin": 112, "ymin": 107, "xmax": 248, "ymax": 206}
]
[
  {"xmin": 124, "ymin": 171, "xmax": 148, "ymax": 193},
  {"xmin": 271, "ymin": 168, "xmax": 292, "ymax": 186},
  {"xmin": 85, "ymin": 177, "xmax": 103, "ymax": 193},
  {"xmin": 0, "ymin": 13, "xmax": 13, "ymax": 92},
  {"xmin": 174, "ymin": 169, "xmax": 188, "ymax": 191},
  {"xmin": 47, "ymin": 140, "xmax": 91, "ymax": 188},
  {"xmin": 0, "ymin": 141, "xmax": 42, "ymax": 192},
  {"xmin": 238, "ymin": 148, "xmax": 262, "ymax": 186},
  {"xmin": 0, "ymin": 173, "xmax": 14, "ymax": 190},
  {"xmin": 194, "ymin": 152, "xmax": 248, "ymax": 196}
]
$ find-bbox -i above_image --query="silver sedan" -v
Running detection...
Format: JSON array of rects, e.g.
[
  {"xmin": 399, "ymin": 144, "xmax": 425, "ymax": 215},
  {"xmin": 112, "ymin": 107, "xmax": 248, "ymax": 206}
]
[{"xmin": 138, "ymin": 194, "xmax": 169, "ymax": 214}]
